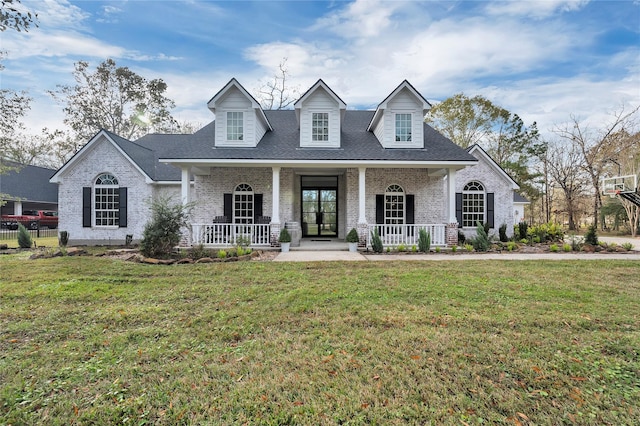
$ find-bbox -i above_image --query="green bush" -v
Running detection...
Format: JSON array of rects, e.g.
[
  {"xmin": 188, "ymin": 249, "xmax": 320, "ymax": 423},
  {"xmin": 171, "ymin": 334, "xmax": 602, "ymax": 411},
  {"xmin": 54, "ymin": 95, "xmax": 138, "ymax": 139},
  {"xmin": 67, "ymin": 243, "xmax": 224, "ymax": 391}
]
[
  {"xmin": 217, "ymin": 250, "xmax": 227, "ymax": 259},
  {"xmin": 498, "ymin": 223, "xmax": 508, "ymax": 242},
  {"xmin": 471, "ymin": 221, "xmax": 490, "ymax": 252},
  {"xmin": 278, "ymin": 228, "xmax": 291, "ymax": 243},
  {"xmin": 346, "ymin": 228, "xmax": 359, "ymax": 243},
  {"xmin": 418, "ymin": 228, "xmax": 431, "ymax": 253},
  {"xmin": 139, "ymin": 196, "xmax": 191, "ymax": 258},
  {"xmin": 584, "ymin": 225, "xmax": 598, "ymax": 246},
  {"xmin": 622, "ymin": 242, "xmax": 633, "ymax": 251},
  {"xmin": 563, "ymin": 243, "xmax": 572, "ymax": 252},
  {"xmin": 550, "ymin": 244, "xmax": 559, "ymax": 252},
  {"xmin": 457, "ymin": 230, "xmax": 466, "ymax": 245},
  {"xmin": 17, "ymin": 224, "xmax": 32, "ymax": 249},
  {"xmin": 464, "ymin": 244, "xmax": 474, "ymax": 252},
  {"xmin": 517, "ymin": 221, "xmax": 528, "ymax": 240},
  {"xmin": 506, "ymin": 241, "xmax": 517, "ymax": 251},
  {"xmin": 435, "ymin": 246, "xmax": 441, "ymax": 253},
  {"xmin": 371, "ymin": 228, "xmax": 383, "ymax": 253},
  {"xmin": 397, "ymin": 244, "xmax": 406, "ymax": 252},
  {"xmin": 451, "ymin": 245, "xmax": 457, "ymax": 253},
  {"xmin": 190, "ymin": 244, "xmax": 210, "ymax": 260},
  {"xmin": 58, "ymin": 231, "xmax": 69, "ymax": 247}
]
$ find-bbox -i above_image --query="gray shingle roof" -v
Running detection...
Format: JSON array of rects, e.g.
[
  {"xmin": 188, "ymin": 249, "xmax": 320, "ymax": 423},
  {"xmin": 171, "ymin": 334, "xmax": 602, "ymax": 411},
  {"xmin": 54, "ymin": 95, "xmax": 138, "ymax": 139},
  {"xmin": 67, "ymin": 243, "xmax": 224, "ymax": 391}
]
[
  {"xmin": 0, "ymin": 161, "xmax": 58, "ymax": 203},
  {"xmin": 166, "ymin": 110, "xmax": 477, "ymax": 162}
]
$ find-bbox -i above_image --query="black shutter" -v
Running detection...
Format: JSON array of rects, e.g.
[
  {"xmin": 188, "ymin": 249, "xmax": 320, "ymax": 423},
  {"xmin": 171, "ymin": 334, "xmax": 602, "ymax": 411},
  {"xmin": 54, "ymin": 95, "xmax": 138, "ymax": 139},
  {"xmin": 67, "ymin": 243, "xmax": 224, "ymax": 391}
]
[
  {"xmin": 253, "ymin": 193, "xmax": 263, "ymax": 222},
  {"xmin": 487, "ymin": 193, "xmax": 495, "ymax": 228},
  {"xmin": 223, "ymin": 193, "xmax": 233, "ymax": 220},
  {"xmin": 406, "ymin": 195, "xmax": 415, "ymax": 224},
  {"xmin": 455, "ymin": 193, "xmax": 463, "ymax": 228},
  {"xmin": 82, "ymin": 187, "xmax": 91, "ymax": 228},
  {"xmin": 118, "ymin": 187, "xmax": 128, "ymax": 228},
  {"xmin": 375, "ymin": 194, "xmax": 384, "ymax": 224}
]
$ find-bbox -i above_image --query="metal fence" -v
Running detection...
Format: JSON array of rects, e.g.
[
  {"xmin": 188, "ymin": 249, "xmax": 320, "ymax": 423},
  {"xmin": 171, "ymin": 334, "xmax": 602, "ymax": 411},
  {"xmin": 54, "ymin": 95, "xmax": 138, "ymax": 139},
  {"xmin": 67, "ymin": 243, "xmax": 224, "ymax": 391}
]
[{"xmin": 0, "ymin": 227, "xmax": 58, "ymax": 240}]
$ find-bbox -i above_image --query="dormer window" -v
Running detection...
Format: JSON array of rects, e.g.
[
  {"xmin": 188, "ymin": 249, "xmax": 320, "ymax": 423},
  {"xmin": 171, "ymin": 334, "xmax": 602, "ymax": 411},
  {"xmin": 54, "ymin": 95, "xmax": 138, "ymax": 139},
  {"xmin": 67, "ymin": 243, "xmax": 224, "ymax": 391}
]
[
  {"xmin": 395, "ymin": 113, "xmax": 412, "ymax": 142},
  {"xmin": 312, "ymin": 112, "xmax": 329, "ymax": 142},
  {"xmin": 227, "ymin": 111, "xmax": 243, "ymax": 141}
]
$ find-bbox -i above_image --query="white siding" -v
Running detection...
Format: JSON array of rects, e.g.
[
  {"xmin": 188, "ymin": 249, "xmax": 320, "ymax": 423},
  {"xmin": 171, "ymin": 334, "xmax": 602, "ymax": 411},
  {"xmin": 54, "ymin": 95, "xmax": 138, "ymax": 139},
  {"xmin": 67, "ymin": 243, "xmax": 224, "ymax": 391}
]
[
  {"xmin": 299, "ymin": 89, "xmax": 341, "ymax": 148},
  {"xmin": 382, "ymin": 89, "xmax": 423, "ymax": 148},
  {"xmin": 215, "ymin": 87, "xmax": 257, "ymax": 147}
]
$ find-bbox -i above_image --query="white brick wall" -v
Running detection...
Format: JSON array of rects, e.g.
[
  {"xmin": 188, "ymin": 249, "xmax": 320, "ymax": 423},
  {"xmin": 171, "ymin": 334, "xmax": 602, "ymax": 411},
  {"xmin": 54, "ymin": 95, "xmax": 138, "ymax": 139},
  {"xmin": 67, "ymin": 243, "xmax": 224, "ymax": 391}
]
[
  {"xmin": 456, "ymin": 151, "xmax": 515, "ymax": 238},
  {"xmin": 56, "ymin": 136, "xmax": 155, "ymax": 245}
]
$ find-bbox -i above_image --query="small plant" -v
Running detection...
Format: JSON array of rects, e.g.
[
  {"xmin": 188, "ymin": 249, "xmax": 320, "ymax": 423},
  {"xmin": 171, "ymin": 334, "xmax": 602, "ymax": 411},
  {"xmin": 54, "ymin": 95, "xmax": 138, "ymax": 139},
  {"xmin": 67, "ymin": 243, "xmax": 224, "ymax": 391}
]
[
  {"xmin": 549, "ymin": 244, "xmax": 559, "ymax": 252},
  {"xmin": 371, "ymin": 228, "xmax": 383, "ymax": 253},
  {"xmin": 584, "ymin": 224, "xmax": 598, "ymax": 246},
  {"xmin": 397, "ymin": 244, "xmax": 406, "ymax": 252},
  {"xmin": 17, "ymin": 224, "xmax": 33, "ymax": 249},
  {"xmin": 457, "ymin": 230, "xmax": 466, "ymax": 245},
  {"xmin": 346, "ymin": 228, "xmax": 359, "ymax": 243},
  {"xmin": 217, "ymin": 250, "xmax": 227, "ymax": 259},
  {"xmin": 435, "ymin": 246, "xmax": 441, "ymax": 253},
  {"xmin": 506, "ymin": 241, "xmax": 517, "ymax": 251},
  {"xmin": 568, "ymin": 234, "xmax": 583, "ymax": 251},
  {"xmin": 233, "ymin": 235, "xmax": 251, "ymax": 248},
  {"xmin": 236, "ymin": 246, "xmax": 245, "ymax": 257},
  {"xmin": 517, "ymin": 221, "xmax": 528, "ymax": 240},
  {"xmin": 622, "ymin": 242, "xmax": 633, "ymax": 251},
  {"xmin": 227, "ymin": 248, "xmax": 238, "ymax": 258},
  {"xmin": 563, "ymin": 243, "xmax": 572, "ymax": 252},
  {"xmin": 451, "ymin": 245, "xmax": 457, "ymax": 253},
  {"xmin": 386, "ymin": 246, "xmax": 391, "ymax": 253},
  {"xmin": 125, "ymin": 234, "xmax": 133, "ymax": 247},
  {"xmin": 418, "ymin": 228, "xmax": 431, "ymax": 253},
  {"xmin": 498, "ymin": 223, "xmax": 508, "ymax": 242},
  {"xmin": 58, "ymin": 231, "xmax": 69, "ymax": 247},
  {"xmin": 190, "ymin": 244, "xmax": 210, "ymax": 260},
  {"xmin": 411, "ymin": 245, "xmax": 417, "ymax": 252},
  {"xmin": 278, "ymin": 228, "xmax": 292, "ymax": 243},
  {"xmin": 606, "ymin": 242, "xmax": 618, "ymax": 252},
  {"xmin": 472, "ymin": 221, "xmax": 490, "ymax": 252},
  {"xmin": 519, "ymin": 238, "xmax": 528, "ymax": 244},
  {"xmin": 464, "ymin": 244, "xmax": 474, "ymax": 252}
]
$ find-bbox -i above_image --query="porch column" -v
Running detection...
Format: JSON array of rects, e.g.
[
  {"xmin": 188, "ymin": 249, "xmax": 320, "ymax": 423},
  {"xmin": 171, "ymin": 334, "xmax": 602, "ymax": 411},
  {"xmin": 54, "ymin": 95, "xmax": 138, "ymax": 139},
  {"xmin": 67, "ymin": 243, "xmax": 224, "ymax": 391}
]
[
  {"xmin": 358, "ymin": 167, "xmax": 367, "ymax": 224},
  {"xmin": 446, "ymin": 168, "xmax": 459, "ymax": 246},
  {"xmin": 180, "ymin": 166, "xmax": 190, "ymax": 205},
  {"xmin": 14, "ymin": 201, "xmax": 23, "ymax": 216},
  {"xmin": 271, "ymin": 166, "xmax": 281, "ymax": 223}
]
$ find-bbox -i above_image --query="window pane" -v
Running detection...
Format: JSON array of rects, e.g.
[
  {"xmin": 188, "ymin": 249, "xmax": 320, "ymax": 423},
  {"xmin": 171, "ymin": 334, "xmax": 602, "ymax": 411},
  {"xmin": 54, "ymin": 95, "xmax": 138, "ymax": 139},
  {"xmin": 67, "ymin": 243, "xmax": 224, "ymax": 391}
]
[
  {"xmin": 312, "ymin": 112, "xmax": 329, "ymax": 141},
  {"xmin": 395, "ymin": 114, "xmax": 412, "ymax": 142},
  {"xmin": 227, "ymin": 112, "xmax": 243, "ymax": 141}
]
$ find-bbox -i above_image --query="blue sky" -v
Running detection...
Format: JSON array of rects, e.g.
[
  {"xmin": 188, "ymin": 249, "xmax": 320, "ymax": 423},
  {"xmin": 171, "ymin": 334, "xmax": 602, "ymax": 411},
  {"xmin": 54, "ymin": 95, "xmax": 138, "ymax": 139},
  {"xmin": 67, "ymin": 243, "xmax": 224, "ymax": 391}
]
[{"xmin": 2, "ymin": 0, "xmax": 639, "ymax": 138}]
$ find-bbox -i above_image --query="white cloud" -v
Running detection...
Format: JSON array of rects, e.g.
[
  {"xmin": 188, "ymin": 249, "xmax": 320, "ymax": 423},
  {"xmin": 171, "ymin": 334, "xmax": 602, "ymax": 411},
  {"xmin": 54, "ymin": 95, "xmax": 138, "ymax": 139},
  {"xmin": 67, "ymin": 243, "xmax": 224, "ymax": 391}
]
[{"xmin": 485, "ymin": 0, "xmax": 590, "ymax": 19}]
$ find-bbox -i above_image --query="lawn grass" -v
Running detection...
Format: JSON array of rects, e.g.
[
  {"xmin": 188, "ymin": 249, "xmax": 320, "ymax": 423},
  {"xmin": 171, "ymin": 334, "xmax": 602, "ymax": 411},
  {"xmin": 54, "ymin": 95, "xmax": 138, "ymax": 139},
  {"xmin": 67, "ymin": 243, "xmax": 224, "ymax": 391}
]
[{"xmin": 1, "ymin": 254, "xmax": 639, "ymax": 425}]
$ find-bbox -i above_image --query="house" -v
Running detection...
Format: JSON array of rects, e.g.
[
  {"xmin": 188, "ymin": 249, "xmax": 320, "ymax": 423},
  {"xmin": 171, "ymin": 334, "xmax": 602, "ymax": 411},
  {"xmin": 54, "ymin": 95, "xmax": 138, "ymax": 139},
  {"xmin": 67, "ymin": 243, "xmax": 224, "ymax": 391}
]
[
  {"xmin": 50, "ymin": 78, "xmax": 524, "ymax": 248},
  {"xmin": 1, "ymin": 160, "xmax": 58, "ymax": 216}
]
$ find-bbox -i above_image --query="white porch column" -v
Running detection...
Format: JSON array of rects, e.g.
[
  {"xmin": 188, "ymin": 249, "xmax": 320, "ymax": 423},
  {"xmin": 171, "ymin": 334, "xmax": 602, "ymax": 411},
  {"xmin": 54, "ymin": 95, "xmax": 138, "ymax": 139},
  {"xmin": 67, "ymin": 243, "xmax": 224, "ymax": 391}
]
[
  {"xmin": 358, "ymin": 167, "xmax": 367, "ymax": 224},
  {"xmin": 447, "ymin": 168, "xmax": 457, "ymax": 223},
  {"xmin": 271, "ymin": 166, "xmax": 281, "ymax": 223},
  {"xmin": 180, "ymin": 167, "xmax": 190, "ymax": 205},
  {"xmin": 14, "ymin": 201, "xmax": 23, "ymax": 216}
]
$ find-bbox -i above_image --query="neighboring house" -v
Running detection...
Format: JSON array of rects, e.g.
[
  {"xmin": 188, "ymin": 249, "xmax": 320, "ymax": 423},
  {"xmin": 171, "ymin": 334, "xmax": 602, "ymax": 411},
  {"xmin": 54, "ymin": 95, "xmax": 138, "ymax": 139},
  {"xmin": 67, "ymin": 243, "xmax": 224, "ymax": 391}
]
[
  {"xmin": 513, "ymin": 193, "xmax": 531, "ymax": 226},
  {"xmin": 50, "ymin": 78, "xmax": 523, "ymax": 247},
  {"xmin": 0, "ymin": 160, "xmax": 58, "ymax": 215}
]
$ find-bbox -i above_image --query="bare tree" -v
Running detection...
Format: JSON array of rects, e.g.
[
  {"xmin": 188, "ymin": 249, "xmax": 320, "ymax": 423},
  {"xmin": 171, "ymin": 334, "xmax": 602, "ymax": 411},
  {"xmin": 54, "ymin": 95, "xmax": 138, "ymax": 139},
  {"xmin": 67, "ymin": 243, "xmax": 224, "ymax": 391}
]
[
  {"xmin": 254, "ymin": 58, "xmax": 300, "ymax": 110},
  {"xmin": 546, "ymin": 139, "xmax": 589, "ymax": 231},
  {"xmin": 553, "ymin": 106, "xmax": 639, "ymax": 228}
]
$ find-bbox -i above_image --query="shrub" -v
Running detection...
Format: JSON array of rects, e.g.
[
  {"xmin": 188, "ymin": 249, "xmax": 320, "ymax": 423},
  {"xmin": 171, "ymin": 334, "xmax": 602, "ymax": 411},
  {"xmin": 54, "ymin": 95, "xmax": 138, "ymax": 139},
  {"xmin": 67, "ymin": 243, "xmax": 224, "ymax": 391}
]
[
  {"xmin": 622, "ymin": 242, "xmax": 633, "ymax": 251},
  {"xmin": 435, "ymin": 246, "xmax": 441, "ymax": 253},
  {"xmin": 517, "ymin": 221, "xmax": 528, "ymax": 240},
  {"xmin": 190, "ymin": 244, "xmax": 210, "ymax": 260},
  {"xmin": 568, "ymin": 234, "xmax": 583, "ymax": 251},
  {"xmin": 346, "ymin": 228, "xmax": 359, "ymax": 243},
  {"xmin": 278, "ymin": 228, "xmax": 291, "ymax": 243},
  {"xmin": 58, "ymin": 231, "xmax": 69, "ymax": 247},
  {"xmin": 386, "ymin": 246, "xmax": 391, "ymax": 253},
  {"xmin": 236, "ymin": 246, "xmax": 245, "ymax": 257},
  {"xmin": 371, "ymin": 228, "xmax": 383, "ymax": 253},
  {"xmin": 411, "ymin": 245, "xmax": 417, "ymax": 252},
  {"xmin": 451, "ymin": 245, "xmax": 457, "ymax": 253},
  {"xmin": 233, "ymin": 235, "xmax": 251, "ymax": 248},
  {"xmin": 563, "ymin": 243, "xmax": 572, "ymax": 252},
  {"xmin": 217, "ymin": 250, "xmax": 227, "ymax": 259},
  {"xmin": 584, "ymin": 225, "xmax": 598, "ymax": 246},
  {"xmin": 140, "ymin": 196, "xmax": 191, "ymax": 258},
  {"xmin": 550, "ymin": 244, "xmax": 559, "ymax": 252},
  {"xmin": 397, "ymin": 244, "xmax": 406, "ymax": 252},
  {"xmin": 506, "ymin": 241, "xmax": 517, "ymax": 251},
  {"xmin": 457, "ymin": 230, "xmax": 466, "ymax": 245},
  {"xmin": 17, "ymin": 224, "xmax": 32, "ymax": 249},
  {"xmin": 498, "ymin": 223, "xmax": 508, "ymax": 242},
  {"xmin": 472, "ymin": 221, "xmax": 490, "ymax": 252},
  {"xmin": 418, "ymin": 228, "xmax": 431, "ymax": 253},
  {"xmin": 464, "ymin": 244, "xmax": 474, "ymax": 252}
]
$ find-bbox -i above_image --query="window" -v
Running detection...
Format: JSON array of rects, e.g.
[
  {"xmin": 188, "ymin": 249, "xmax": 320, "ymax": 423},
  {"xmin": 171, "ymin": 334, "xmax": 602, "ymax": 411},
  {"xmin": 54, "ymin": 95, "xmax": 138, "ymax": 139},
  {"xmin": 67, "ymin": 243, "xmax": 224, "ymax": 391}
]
[
  {"xmin": 234, "ymin": 183, "xmax": 253, "ymax": 224},
  {"xmin": 227, "ymin": 111, "xmax": 243, "ymax": 141},
  {"xmin": 395, "ymin": 113, "xmax": 412, "ymax": 142},
  {"xmin": 94, "ymin": 173, "xmax": 119, "ymax": 226},
  {"xmin": 385, "ymin": 184, "xmax": 405, "ymax": 225},
  {"xmin": 462, "ymin": 181, "xmax": 485, "ymax": 228},
  {"xmin": 312, "ymin": 112, "xmax": 329, "ymax": 141}
]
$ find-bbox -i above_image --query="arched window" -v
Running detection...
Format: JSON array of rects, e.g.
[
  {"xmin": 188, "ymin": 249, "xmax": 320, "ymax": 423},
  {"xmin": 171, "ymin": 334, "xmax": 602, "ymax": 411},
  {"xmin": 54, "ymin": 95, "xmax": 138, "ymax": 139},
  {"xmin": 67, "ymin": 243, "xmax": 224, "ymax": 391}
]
[
  {"xmin": 462, "ymin": 181, "xmax": 485, "ymax": 228},
  {"xmin": 234, "ymin": 183, "xmax": 254, "ymax": 224},
  {"xmin": 385, "ymin": 184, "xmax": 405, "ymax": 225},
  {"xmin": 94, "ymin": 173, "xmax": 120, "ymax": 226}
]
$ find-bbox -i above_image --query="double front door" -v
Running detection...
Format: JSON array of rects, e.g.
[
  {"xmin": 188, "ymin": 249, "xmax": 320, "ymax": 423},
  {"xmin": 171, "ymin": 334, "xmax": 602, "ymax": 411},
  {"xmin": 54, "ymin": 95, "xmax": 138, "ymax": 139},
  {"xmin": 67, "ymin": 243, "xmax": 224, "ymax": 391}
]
[{"xmin": 301, "ymin": 176, "xmax": 337, "ymax": 237}]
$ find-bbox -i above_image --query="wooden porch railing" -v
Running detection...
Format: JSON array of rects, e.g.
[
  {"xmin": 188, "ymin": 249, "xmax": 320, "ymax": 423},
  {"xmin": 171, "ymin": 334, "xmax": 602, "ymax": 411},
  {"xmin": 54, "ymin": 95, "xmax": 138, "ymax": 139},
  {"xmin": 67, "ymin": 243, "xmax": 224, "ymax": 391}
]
[
  {"xmin": 192, "ymin": 223, "xmax": 271, "ymax": 247},
  {"xmin": 366, "ymin": 224, "xmax": 447, "ymax": 247}
]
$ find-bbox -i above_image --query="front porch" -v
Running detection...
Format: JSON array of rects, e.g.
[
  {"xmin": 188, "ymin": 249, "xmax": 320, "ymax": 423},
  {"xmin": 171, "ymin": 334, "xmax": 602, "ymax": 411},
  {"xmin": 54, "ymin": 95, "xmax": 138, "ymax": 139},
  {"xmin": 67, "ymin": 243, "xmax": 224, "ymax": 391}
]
[{"xmin": 190, "ymin": 222, "xmax": 449, "ymax": 248}]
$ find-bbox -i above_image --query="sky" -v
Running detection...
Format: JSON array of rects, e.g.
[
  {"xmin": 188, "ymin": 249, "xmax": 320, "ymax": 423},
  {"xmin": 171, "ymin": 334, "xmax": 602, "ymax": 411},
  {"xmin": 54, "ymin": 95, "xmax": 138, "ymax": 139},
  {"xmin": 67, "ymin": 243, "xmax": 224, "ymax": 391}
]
[{"xmin": 2, "ymin": 0, "xmax": 639, "ymax": 139}]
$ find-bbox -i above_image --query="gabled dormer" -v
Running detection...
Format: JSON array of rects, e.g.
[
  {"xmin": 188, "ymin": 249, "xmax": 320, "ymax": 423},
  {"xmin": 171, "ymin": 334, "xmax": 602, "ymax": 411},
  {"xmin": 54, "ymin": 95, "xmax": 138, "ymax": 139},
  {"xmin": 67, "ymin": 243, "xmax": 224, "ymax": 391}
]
[
  {"xmin": 367, "ymin": 80, "xmax": 431, "ymax": 149},
  {"xmin": 207, "ymin": 78, "xmax": 272, "ymax": 147},
  {"xmin": 294, "ymin": 79, "xmax": 347, "ymax": 148}
]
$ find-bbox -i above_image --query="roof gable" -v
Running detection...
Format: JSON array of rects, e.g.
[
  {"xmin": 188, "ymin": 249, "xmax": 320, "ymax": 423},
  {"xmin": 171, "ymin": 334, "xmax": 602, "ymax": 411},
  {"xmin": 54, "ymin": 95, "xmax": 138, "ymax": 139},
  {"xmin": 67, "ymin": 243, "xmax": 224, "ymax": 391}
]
[
  {"xmin": 294, "ymin": 79, "xmax": 347, "ymax": 125},
  {"xmin": 466, "ymin": 144, "xmax": 520, "ymax": 190},
  {"xmin": 367, "ymin": 80, "xmax": 431, "ymax": 132},
  {"xmin": 207, "ymin": 78, "xmax": 272, "ymax": 132}
]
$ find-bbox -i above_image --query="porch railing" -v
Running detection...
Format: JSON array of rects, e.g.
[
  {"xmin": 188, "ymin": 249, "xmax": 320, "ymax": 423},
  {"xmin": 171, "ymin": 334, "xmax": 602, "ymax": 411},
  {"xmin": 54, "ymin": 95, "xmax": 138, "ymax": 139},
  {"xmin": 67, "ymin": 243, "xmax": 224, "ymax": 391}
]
[
  {"xmin": 191, "ymin": 223, "xmax": 271, "ymax": 247},
  {"xmin": 366, "ymin": 224, "xmax": 447, "ymax": 247}
]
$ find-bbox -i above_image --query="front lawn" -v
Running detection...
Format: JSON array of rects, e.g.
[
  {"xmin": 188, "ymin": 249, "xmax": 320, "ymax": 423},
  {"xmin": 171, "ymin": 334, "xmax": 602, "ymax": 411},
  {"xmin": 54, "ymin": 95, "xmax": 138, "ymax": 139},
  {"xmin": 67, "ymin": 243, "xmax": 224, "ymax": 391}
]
[{"xmin": 1, "ymin": 255, "xmax": 638, "ymax": 425}]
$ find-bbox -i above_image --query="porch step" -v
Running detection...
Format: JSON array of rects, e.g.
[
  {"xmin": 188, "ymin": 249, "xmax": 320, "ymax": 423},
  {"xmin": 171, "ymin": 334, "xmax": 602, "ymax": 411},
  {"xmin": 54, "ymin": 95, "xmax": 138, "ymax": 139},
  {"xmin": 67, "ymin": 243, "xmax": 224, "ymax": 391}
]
[{"xmin": 293, "ymin": 239, "xmax": 348, "ymax": 251}]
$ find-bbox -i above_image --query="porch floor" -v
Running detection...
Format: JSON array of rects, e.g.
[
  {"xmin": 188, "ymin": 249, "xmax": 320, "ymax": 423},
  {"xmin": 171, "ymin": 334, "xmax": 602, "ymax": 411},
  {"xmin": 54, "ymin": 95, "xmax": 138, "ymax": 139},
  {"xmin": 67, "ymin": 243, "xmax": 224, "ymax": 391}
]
[{"xmin": 293, "ymin": 238, "xmax": 348, "ymax": 251}]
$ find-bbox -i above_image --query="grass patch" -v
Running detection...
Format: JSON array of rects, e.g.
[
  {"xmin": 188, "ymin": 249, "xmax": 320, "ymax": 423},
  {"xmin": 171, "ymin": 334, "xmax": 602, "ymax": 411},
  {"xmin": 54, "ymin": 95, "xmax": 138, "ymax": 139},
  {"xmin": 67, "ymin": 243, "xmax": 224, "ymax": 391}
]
[{"xmin": 1, "ymin": 256, "xmax": 639, "ymax": 424}]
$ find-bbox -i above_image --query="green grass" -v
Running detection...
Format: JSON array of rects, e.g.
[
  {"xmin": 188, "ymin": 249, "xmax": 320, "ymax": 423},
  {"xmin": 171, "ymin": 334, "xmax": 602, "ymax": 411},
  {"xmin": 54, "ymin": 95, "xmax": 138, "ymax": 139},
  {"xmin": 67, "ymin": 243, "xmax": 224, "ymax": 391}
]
[{"xmin": 1, "ymin": 255, "xmax": 639, "ymax": 425}]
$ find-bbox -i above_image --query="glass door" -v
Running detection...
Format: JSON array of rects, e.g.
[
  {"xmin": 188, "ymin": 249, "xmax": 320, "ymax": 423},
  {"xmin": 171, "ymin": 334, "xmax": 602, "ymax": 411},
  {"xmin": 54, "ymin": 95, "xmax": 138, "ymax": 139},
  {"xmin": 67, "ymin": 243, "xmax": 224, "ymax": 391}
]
[{"xmin": 301, "ymin": 181, "xmax": 338, "ymax": 238}]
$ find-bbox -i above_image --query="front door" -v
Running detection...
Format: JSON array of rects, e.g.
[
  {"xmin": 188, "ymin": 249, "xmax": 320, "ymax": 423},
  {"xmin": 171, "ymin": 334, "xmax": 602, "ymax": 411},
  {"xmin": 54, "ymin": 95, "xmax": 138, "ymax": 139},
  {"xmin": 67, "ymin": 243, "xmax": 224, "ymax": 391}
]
[{"xmin": 301, "ymin": 176, "xmax": 338, "ymax": 238}]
